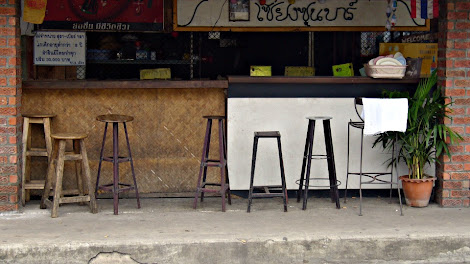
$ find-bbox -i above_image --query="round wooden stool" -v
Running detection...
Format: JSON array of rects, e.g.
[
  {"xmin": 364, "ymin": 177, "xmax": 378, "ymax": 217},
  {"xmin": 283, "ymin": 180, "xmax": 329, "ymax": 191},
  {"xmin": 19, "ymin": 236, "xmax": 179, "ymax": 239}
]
[
  {"xmin": 21, "ymin": 113, "xmax": 56, "ymax": 206},
  {"xmin": 40, "ymin": 133, "xmax": 98, "ymax": 218},
  {"xmin": 95, "ymin": 114, "xmax": 140, "ymax": 215}
]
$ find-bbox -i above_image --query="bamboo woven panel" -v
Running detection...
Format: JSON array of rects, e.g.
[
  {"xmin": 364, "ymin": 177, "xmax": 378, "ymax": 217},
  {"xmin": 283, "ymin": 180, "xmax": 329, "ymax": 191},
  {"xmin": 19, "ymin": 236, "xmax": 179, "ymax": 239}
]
[{"xmin": 22, "ymin": 88, "xmax": 225, "ymax": 193}]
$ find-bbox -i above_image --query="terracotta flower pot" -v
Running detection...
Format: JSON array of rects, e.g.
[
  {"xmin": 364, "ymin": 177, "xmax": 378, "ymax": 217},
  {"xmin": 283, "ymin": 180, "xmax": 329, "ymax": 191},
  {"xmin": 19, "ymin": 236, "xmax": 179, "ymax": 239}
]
[{"xmin": 399, "ymin": 175, "xmax": 436, "ymax": 207}]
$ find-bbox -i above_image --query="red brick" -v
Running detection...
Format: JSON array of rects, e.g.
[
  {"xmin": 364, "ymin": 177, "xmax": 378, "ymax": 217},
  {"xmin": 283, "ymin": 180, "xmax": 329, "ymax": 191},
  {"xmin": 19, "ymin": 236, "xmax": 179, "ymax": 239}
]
[
  {"xmin": 454, "ymin": 98, "xmax": 470, "ymax": 105},
  {"xmin": 455, "ymin": 80, "xmax": 470, "ymax": 87},
  {"xmin": 0, "ymin": 28, "xmax": 16, "ymax": 36},
  {"xmin": 441, "ymin": 199, "xmax": 462, "ymax": 207},
  {"xmin": 450, "ymin": 172, "xmax": 470, "ymax": 180},
  {"xmin": 466, "ymin": 145, "xmax": 470, "ymax": 152},
  {"xmin": 0, "ymin": 78, "xmax": 6, "ymax": 86},
  {"xmin": 446, "ymin": 88, "xmax": 466, "ymax": 96},
  {"xmin": 8, "ymin": 136, "xmax": 16, "ymax": 144},
  {"xmin": 451, "ymin": 190, "xmax": 470, "ymax": 198},
  {"xmin": 0, "ymin": 195, "xmax": 7, "ymax": 202},
  {"xmin": 448, "ymin": 2, "xmax": 455, "ymax": 10},
  {"xmin": 0, "ymin": 7, "xmax": 15, "ymax": 16},
  {"xmin": 0, "ymin": 17, "xmax": 6, "ymax": 25},
  {"xmin": 8, "ymin": 97, "xmax": 15, "ymax": 105},
  {"xmin": 9, "ymin": 155, "xmax": 16, "ymax": 164},
  {"xmin": 0, "ymin": 68, "xmax": 16, "ymax": 76},
  {"xmin": 442, "ymin": 189, "xmax": 450, "ymax": 198},
  {"xmin": 446, "ymin": 70, "xmax": 466, "ymax": 77},
  {"xmin": 0, "ymin": 48, "xmax": 16, "ymax": 57},
  {"xmin": 9, "ymin": 174, "xmax": 16, "ymax": 183},
  {"xmin": 0, "ymin": 185, "xmax": 17, "ymax": 193},
  {"xmin": 456, "ymin": 3, "xmax": 470, "ymax": 10},
  {"xmin": 448, "ymin": 32, "xmax": 468, "ymax": 39},
  {"xmin": 8, "ymin": 117, "xmax": 16, "ymax": 125},
  {"xmin": 0, "ymin": 165, "xmax": 16, "ymax": 174},
  {"xmin": 0, "ymin": 175, "xmax": 7, "ymax": 184},
  {"xmin": 447, "ymin": 22, "xmax": 455, "ymax": 30},
  {"xmin": 443, "ymin": 181, "xmax": 463, "ymax": 189},
  {"xmin": 456, "ymin": 22, "xmax": 470, "ymax": 29},
  {"xmin": 455, "ymin": 60, "xmax": 470, "ymax": 68},
  {"xmin": 447, "ymin": 50, "xmax": 467, "ymax": 57},
  {"xmin": 0, "ymin": 38, "xmax": 6, "ymax": 47},
  {"xmin": 449, "ymin": 145, "xmax": 464, "ymax": 153},
  {"xmin": 8, "ymin": 77, "xmax": 17, "ymax": 86},
  {"xmin": 452, "ymin": 154, "xmax": 470, "ymax": 162},
  {"xmin": 8, "ymin": 17, "xmax": 16, "ymax": 26},
  {"xmin": 455, "ymin": 41, "xmax": 470, "ymax": 49},
  {"xmin": 464, "ymin": 199, "xmax": 470, "ymax": 207},
  {"xmin": 8, "ymin": 57, "xmax": 18, "ymax": 66},
  {"xmin": 453, "ymin": 117, "xmax": 470, "ymax": 125},
  {"xmin": 443, "ymin": 172, "xmax": 451, "ymax": 180},
  {"xmin": 0, "ymin": 127, "xmax": 16, "ymax": 134},
  {"xmin": 7, "ymin": 38, "xmax": 18, "ymax": 46},
  {"xmin": 9, "ymin": 194, "xmax": 17, "ymax": 203},
  {"xmin": 0, "ymin": 107, "xmax": 16, "ymax": 115},
  {"xmin": 0, "ymin": 204, "xmax": 18, "ymax": 211}
]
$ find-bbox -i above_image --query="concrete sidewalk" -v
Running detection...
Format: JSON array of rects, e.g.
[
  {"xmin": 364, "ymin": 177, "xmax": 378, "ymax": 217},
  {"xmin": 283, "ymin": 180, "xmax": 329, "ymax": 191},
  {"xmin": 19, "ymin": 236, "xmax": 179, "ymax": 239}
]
[{"xmin": 1, "ymin": 195, "xmax": 470, "ymax": 264}]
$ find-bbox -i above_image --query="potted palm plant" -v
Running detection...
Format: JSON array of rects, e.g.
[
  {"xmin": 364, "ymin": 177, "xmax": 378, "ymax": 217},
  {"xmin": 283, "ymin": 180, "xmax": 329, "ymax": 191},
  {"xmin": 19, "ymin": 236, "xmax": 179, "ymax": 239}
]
[{"xmin": 374, "ymin": 70, "xmax": 463, "ymax": 207}]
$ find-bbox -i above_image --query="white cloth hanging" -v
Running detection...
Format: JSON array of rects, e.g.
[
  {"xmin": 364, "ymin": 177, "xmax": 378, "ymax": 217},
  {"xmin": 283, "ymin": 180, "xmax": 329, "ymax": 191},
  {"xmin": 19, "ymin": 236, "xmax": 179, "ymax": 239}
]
[{"xmin": 362, "ymin": 98, "xmax": 408, "ymax": 135}]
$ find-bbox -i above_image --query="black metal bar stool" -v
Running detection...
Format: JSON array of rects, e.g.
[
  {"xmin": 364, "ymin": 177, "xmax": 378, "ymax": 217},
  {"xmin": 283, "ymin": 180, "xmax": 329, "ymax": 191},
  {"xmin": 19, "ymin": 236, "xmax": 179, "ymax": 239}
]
[
  {"xmin": 40, "ymin": 133, "xmax": 98, "ymax": 218},
  {"xmin": 193, "ymin": 116, "xmax": 231, "ymax": 212},
  {"xmin": 247, "ymin": 131, "xmax": 288, "ymax": 213},
  {"xmin": 345, "ymin": 98, "xmax": 403, "ymax": 216},
  {"xmin": 96, "ymin": 114, "xmax": 141, "ymax": 215},
  {"xmin": 21, "ymin": 113, "xmax": 55, "ymax": 206},
  {"xmin": 297, "ymin": 117, "xmax": 341, "ymax": 210}
]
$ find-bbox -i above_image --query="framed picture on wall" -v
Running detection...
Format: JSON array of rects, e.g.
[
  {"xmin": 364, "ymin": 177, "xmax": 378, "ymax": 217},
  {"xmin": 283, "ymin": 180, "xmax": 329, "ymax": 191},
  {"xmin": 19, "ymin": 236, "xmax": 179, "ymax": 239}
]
[{"xmin": 229, "ymin": 0, "xmax": 250, "ymax": 21}]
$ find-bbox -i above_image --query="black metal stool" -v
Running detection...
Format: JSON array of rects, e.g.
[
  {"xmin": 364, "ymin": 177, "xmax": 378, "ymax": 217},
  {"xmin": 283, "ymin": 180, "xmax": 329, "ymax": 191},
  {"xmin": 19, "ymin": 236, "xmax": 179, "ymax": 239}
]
[
  {"xmin": 345, "ymin": 98, "xmax": 403, "ymax": 216},
  {"xmin": 95, "ymin": 114, "xmax": 141, "ymax": 215},
  {"xmin": 193, "ymin": 116, "xmax": 231, "ymax": 212},
  {"xmin": 247, "ymin": 131, "xmax": 288, "ymax": 213},
  {"xmin": 297, "ymin": 117, "xmax": 341, "ymax": 210}
]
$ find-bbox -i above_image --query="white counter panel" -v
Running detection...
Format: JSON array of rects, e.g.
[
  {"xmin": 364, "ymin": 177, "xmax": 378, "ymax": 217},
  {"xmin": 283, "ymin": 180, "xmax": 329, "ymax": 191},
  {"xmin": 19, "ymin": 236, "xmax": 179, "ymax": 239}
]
[{"xmin": 228, "ymin": 98, "xmax": 431, "ymax": 190}]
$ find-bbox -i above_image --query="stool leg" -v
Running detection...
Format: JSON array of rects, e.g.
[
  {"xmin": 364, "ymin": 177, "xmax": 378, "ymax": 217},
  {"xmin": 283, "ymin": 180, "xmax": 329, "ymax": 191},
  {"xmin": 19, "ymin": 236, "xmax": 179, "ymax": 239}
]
[
  {"xmin": 43, "ymin": 117, "xmax": 53, "ymax": 157},
  {"xmin": 112, "ymin": 122, "xmax": 120, "ymax": 215},
  {"xmin": 323, "ymin": 120, "xmax": 340, "ymax": 209},
  {"xmin": 40, "ymin": 139, "xmax": 58, "ymax": 209},
  {"xmin": 218, "ymin": 119, "xmax": 227, "ymax": 212},
  {"xmin": 344, "ymin": 123, "xmax": 351, "ymax": 204},
  {"xmin": 247, "ymin": 136, "xmax": 259, "ymax": 213},
  {"xmin": 298, "ymin": 120, "xmax": 313, "ymax": 203},
  {"xmin": 303, "ymin": 120, "xmax": 315, "ymax": 210},
  {"xmin": 200, "ymin": 120, "xmax": 212, "ymax": 203},
  {"xmin": 193, "ymin": 119, "xmax": 212, "ymax": 209},
  {"xmin": 51, "ymin": 140, "xmax": 66, "ymax": 218},
  {"xmin": 79, "ymin": 139, "xmax": 98, "ymax": 214},
  {"xmin": 21, "ymin": 118, "xmax": 30, "ymax": 206},
  {"xmin": 359, "ymin": 128, "xmax": 364, "ymax": 216},
  {"xmin": 124, "ymin": 122, "xmax": 140, "ymax": 209},
  {"xmin": 95, "ymin": 122, "xmax": 108, "ymax": 197},
  {"xmin": 73, "ymin": 140, "xmax": 85, "ymax": 203},
  {"xmin": 222, "ymin": 120, "xmax": 231, "ymax": 205},
  {"xmin": 277, "ymin": 137, "xmax": 288, "ymax": 212}
]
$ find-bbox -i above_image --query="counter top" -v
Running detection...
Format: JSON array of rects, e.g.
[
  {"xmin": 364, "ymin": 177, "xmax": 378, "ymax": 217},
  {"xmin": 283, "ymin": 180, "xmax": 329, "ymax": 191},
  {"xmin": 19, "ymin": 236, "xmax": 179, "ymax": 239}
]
[
  {"xmin": 228, "ymin": 76, "xmax": 420, "ymax": 84},
  {"xmin": 23, "ymin": 80, "xmax": 229, "ymax": 89}
]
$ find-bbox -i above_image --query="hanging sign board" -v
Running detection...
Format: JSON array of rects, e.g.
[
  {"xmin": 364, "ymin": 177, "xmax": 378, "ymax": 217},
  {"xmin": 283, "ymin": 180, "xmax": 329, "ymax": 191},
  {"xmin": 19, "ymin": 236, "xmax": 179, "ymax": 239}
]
[
  {"xmin": 34, "ymin": 31, "xmax": 86, "ymax": 66},
  {"xmin": 40, "ymin": 0, "xmax": 163, "ymax": 32},
  {"xmin": 175, "ymin": 0, "xmax": 428, "ymax": 31}
]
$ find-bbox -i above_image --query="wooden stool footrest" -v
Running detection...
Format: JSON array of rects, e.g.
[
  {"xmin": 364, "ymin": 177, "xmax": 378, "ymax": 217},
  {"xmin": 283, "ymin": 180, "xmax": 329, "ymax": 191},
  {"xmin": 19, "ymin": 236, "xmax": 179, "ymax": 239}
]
[
  {"xmin": 24, "ymin": 180, "xmax": 46, "ymax": 190},
  {"xmin": 202, "ymin": 160, "xmax": 225, "ymax": 167},
  {"xmin": 60, "ymin": 195, "xmax": 91, "ymax": 204},
  {"xmin": 251, "ymin": 193, "xmax": 285, "ymax": 198},
  {"xmin": 199, "ymin": 185, "xmax": 230, "ymax": 193},
  {"xmin": 98, "ymin": 183, "xmax": 135, "ymax": 193},
  {"xmin": 26, "ymin": 149, "xmax": 48, "ymax": 157}
]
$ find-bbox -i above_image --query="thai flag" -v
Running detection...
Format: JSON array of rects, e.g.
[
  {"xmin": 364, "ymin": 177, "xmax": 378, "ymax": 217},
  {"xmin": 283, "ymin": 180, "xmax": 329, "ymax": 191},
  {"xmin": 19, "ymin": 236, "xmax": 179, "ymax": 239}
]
[{"xmin": 411, "ymin": 0, "xmax": 439, "ymax": 19}]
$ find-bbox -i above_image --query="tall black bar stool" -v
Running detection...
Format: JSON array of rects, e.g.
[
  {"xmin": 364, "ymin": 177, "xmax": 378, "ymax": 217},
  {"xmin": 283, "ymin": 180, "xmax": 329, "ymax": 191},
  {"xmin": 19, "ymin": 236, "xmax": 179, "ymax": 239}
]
[
  {"xmin": 247, "ymin": 131, "xmax": 288, "ymax": 213},
  {"xmin": 95, "ymin": 114, "xmax": 141, "ymax": 215},
  {"xmin": 193, "ymin": 116, "xmax": 231, "ymax": 212},
  {"xmin": 296, "ymin": 116, "xmax": 341, "ymax": 210},
  {"xmin": 344, "ymin": 98, "xmax": 403, "ymax": 216}
]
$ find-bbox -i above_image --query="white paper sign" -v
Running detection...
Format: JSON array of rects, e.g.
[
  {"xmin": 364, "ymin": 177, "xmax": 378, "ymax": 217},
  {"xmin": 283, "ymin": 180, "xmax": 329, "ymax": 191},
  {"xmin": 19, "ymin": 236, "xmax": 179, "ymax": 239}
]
[{"xmin": 34, "ymin": 31, "xmax": 86, "ymax": 66}]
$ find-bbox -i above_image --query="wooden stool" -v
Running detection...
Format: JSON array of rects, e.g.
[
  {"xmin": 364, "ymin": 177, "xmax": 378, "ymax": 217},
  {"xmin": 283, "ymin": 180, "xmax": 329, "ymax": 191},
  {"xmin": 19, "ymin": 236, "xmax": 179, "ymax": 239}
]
[
  {"xmin": 21, "ymin": 113, "xmax": 55, "ymax": 206},
  {"xmin": 40, "ymin": 133, "xmax": 98, "ymax": 218},
  {"xmin": 247, "ymin": 131, "xmax": 288, "ymax": 213},
  {"xmin": 296, "ymin": 117, "xmax": 341, "ymax": 210},
  {"xmin": 96, "ymin": 114, "xmax": 140, "ymax": 215},
  {"xmin": 193, "ymin": 116, "xmax": 231, "ymax": 212}
]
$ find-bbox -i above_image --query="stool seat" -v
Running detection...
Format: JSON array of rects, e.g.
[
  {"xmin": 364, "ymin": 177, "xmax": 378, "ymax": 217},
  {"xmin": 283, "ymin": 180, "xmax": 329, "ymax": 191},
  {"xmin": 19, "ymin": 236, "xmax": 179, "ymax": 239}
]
[
  {"xmin": 254, "ymin": 131, "xmax": 280, "ymax": 137},
  {"xmin": 96, "ymin": 114, "xmax": 134, "ymax": 123},
  {"xmin": 22, "ymin": 113, "xmax": 56, "ymax": 118},
  {"xmin": 306, "ymin": 116, "xmax": 332, "ymax": 120},
  {"xmin": 203, "ymin": 115, "xmax": 225, "ymax": 119},
  {"xmin": 52, "ymin": 133, "xmax": 88, "ymax": 140}
]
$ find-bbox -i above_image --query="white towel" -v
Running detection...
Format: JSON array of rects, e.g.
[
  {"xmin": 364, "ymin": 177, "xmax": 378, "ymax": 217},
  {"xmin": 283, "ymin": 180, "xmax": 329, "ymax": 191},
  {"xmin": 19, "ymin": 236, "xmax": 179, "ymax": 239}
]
[{"xmin": 362, "ymin": 98, "xmax": 408, "ymax": 135}]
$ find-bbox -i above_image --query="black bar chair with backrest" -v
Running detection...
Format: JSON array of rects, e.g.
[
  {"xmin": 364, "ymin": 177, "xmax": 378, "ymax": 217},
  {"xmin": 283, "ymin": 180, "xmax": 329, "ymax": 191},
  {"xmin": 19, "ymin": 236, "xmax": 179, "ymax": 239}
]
[{"xmin": 344, "ymin": 97, "xmax": 403, "ymax": 216}]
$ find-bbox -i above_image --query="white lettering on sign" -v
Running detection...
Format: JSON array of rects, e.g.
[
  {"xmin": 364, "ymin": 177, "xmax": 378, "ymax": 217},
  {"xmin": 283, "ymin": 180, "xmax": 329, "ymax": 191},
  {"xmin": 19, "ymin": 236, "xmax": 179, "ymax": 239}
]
[{"xmin": 34, "ymin": 31, "xmax": 86, "ymax": 66}]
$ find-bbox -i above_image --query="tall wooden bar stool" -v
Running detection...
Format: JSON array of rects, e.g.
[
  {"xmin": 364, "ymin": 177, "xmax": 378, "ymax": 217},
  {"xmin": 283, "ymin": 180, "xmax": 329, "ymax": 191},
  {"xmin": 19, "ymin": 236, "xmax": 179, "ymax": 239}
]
[
  {"xmin": 21, "ymin": 113, "xmax": 55, "ymax": 206},
  {"xmin": 247, "ymin": 131, "xmax": 288, "ymax": 213},
  {"xmin": 96, "ymin": 114, "xmax": 141, "ymax": 215},
  {"xmin": 40, "ymin": 133, "xmax": 98, "ymax": 218},
  {"xmin": 296, "ymin": 117, "xmax": 341, "ymax": 210},
  {"xmin": 193, "ymin": 116, "xmax": 231, "ymax": 212}
]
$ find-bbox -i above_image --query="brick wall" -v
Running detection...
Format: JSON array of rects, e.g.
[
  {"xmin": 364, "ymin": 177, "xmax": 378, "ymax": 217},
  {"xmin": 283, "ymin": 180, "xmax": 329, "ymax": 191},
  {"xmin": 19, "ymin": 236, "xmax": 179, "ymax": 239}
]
[
  {"xmin": 436, "ymin": 0, "xmax": 470, "ymax": 207},
  {"xmin": 0, "ymin": 0, "xmax": 20, "ymax": 212}
]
